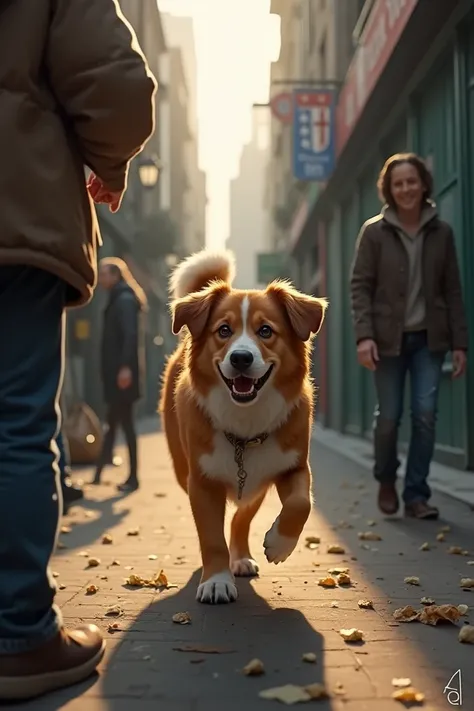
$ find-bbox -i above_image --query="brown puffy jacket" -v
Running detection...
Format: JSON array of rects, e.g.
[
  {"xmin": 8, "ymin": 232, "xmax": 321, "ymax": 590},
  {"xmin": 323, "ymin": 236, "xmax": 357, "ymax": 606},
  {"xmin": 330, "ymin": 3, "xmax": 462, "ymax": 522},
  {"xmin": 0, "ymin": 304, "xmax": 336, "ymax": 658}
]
[{"xmin": 0, "ymin": 0, "xmax": 156, "ymax": 306}]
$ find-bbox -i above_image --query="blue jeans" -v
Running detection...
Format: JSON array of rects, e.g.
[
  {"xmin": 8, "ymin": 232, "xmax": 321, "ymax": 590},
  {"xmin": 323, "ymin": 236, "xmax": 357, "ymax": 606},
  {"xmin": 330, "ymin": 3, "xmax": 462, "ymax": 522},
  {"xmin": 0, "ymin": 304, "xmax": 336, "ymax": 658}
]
[
  {"xmin": 57, "ymin": 429, "xmax": 70, "ymax": 481},
  {"xmin": 0, "ymin": 266, "xmax": 65, "ymax": 654},
  {"xmin": 373, "ymin": 331, "xmax": 445, "ymax": 505}
]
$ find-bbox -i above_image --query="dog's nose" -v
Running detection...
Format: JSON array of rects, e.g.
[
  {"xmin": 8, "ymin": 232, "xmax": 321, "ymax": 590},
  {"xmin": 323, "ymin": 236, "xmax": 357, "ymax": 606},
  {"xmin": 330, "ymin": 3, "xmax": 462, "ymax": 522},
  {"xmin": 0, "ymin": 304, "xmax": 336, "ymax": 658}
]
[{"xmin": 230, "ymin": 349, "xmax": 254, "ymax": 372}]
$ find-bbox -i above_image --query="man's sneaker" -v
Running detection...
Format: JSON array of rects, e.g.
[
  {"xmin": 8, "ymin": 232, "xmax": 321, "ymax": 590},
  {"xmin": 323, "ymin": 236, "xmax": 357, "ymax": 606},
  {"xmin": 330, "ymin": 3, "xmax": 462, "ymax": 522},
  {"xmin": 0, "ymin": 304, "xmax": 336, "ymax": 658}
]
[
  {"xmin": 0, "ymin": 625, "xmax": 105, "ymax": 701},
  {"xmin": 377, "ymin": 482, "xmax": 399, "ymax": 515}
]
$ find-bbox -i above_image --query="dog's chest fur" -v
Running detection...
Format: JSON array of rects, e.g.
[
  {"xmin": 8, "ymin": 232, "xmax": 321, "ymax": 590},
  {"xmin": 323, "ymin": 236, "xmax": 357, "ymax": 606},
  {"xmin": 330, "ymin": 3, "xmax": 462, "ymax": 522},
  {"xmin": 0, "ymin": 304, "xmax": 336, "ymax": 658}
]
[{"xmin": 199, "ymin": 432, "xmax": 299, "ymax": 503}]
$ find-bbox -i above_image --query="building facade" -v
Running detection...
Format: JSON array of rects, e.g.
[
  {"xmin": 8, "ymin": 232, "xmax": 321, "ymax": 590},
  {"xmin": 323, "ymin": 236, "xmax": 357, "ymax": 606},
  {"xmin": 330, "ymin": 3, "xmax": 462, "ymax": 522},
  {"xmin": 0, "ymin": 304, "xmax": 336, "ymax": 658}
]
[{"xmin": 287, "ymin": 0, "xmax": 474, "ymax": 471}]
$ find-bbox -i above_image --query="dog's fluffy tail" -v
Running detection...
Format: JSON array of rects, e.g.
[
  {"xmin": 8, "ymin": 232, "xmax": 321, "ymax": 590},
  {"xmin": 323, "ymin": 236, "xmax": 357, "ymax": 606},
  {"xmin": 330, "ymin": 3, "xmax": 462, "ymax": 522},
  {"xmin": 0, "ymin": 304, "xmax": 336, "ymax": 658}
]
[{"xmin": 169, "ymin": 250, "xmax": 235, "ymax": 299}]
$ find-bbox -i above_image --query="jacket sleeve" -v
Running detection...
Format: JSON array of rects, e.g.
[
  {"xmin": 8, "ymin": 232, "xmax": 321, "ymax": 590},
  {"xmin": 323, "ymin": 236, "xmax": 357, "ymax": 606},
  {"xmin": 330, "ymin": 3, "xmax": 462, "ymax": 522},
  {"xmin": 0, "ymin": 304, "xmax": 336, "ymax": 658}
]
[
  {"xmin": 350, "ymin": 223, "xmax": 377, "ymax": 344},
  {"xmin": 46, "ymin": 0, "xmax": 157, "ymax": 192},
  {"xmin": 118, "ymin": 293, "xmax": 139, "ymax": 369},
  {"xmin": 444, "ymin": 228, "xmax": 468, "ymax": 351}
]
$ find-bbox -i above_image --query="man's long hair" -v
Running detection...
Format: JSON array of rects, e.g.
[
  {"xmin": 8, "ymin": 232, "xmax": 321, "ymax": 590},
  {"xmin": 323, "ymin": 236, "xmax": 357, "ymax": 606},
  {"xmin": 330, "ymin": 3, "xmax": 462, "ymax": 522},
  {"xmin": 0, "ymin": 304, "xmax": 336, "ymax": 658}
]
[{"xmin": 100, "ymin": 257, "xmax": 148, "ymax": 311}]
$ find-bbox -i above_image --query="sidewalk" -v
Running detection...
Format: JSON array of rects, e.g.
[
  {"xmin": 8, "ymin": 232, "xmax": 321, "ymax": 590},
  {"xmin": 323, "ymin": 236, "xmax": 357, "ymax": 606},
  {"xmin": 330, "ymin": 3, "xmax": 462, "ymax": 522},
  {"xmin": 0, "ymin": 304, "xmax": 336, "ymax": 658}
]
[{"xmin": 12, "ymin": 429, "xmax": 474, "ymax": 710}]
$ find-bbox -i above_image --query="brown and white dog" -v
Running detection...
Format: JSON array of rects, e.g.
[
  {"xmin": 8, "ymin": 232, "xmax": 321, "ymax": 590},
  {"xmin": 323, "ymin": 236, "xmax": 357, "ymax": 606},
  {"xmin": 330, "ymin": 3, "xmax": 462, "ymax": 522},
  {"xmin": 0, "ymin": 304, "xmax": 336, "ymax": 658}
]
[{"xmin": 160, "ymin": 250, "xmax": 327, "ymax": 604}]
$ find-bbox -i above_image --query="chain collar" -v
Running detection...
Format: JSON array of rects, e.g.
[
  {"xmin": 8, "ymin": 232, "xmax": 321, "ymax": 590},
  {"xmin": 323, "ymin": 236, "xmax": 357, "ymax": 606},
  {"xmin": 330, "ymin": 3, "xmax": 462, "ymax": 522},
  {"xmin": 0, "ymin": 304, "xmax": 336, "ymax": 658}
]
[{"xmin": 224, "ymin": 432, "xmax": 269, "ymax": 500}]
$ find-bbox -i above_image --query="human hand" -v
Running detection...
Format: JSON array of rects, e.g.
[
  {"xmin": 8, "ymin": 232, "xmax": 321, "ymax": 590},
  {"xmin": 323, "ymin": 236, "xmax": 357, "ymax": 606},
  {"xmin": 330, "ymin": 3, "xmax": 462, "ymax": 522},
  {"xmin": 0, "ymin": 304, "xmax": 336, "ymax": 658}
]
[
  {"xmin": 87, "ymin": 173, "xmax": 123, "ymax": 213},
  {"xmin": 357, "ymin": 338, "xmax": 379, "ymax": 371},
  {"xmin": 117, "ymin": 367, "xmax": 133, "ymax": 389},
  {"xmin": 452, "ymin": 350, "xmax": 467, "ymax": 379}
]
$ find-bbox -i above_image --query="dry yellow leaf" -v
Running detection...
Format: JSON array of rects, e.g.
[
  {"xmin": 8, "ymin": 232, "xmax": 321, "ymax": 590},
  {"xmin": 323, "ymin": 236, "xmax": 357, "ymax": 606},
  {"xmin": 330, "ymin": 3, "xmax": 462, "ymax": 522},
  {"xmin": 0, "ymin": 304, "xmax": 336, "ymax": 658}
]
[
  {"xmin": 419, "ymin": 542, "xmax": 430, "ymax": 551},
  {"xmin": 358, "ymin": 599, "xmax": 374, "ymax": 609},
  {"xmin": 259, "ymin": 684, "xmax": 311, "ymax": 704},
  {"xmin": 242, "ymin": 658, "xmax": 265, "ymax": 676},
  {"xmin": 392, "ymin": 678, "xmax": 412, "ymax": 688},
  {"xmin": 327, "ymin": 544, "xmax": 345, "ymax": 554},
  {"xmin": 86, "ymin": 584, "xmax": 98, "ymax": 595},
  {"xmin": 460, "ymin": 578, "xmax": 474, "ymax": 588},
  {"xmin": 105, "ymin": 605, "xmax": 123, "ymax": 617},
  {"xmin": 392, "ymin": 686, "xmax": 425, "ymax": 704},
  {"xmin": 172, "ymin": 611, "xmax": 191, "ymax": 625},
  {"xmin": 102, "ymin": 534, "xmax": 113, "ymax": 545},
  {"xmin": 302, "ymin": 652, "xmax": 317, "ymax": 663},
  {"xmin": 156, "ymin": 569, "xmax": 168, "ymax": 586},
  {"xmin": 127, "ymin": 527, "xmax": 140, "ymax": 536},
  {"xmin": 58, "ymin": 584, "xmax": 66, "ymax": 590},
  {"xmin": 458, "ymin": 604, "xmax": 469, "ymax": 615},
  {"xmin": 328, "ymin": 566, "xmax": 349, "ymax": 575},
  {"xmin": 448, "ymin": 546, "xmax": 463, "ymax": 555},
  {"xmin": 418, "ymin": 604, "xmax": 460, "ymax": 626},
  {"xmin": 358, "ymin": 531, "xmax": 382, "ymax": 541},
  {"xmin": 318, "ymin": 576, "xmax": 336, "ymax": 588},
  {"xmin": 305, "ymin": 683, "xmax": 328, "ymax": 699},
  {"xmin": 337, "ymin": 573, "xmax": 351, "ymax": 586},
  {"xmin": 420, "ymin": 597, "xmax": 435, "ymax": 605},
  {"xmin": 87, "ymin": 557, "xmax": 100, "ymax": 568},
  {"xmin": 148, "ymin": 554, "xmax": 158, "ymax": 561},
  {"xmin": 339, "ymin": 628, "xmax": 364, "ymax": 643},
  {"xmin": 60, "ymin": 525, "xmax": 72, "ymax": 534},
  {"xmin": 436, "ymin": 532, "xmax": 445, "ymax": 542},
  {"xmin": 404, "ymin": 576, "xmax": 420, "ymax": 585},
  {"xmin": 459, "ymin": 625, "xmax": 474, "ymax": 643},
  {"xmin": 393, "ymin": 605, "xmax": 419, "ymax": 622}
]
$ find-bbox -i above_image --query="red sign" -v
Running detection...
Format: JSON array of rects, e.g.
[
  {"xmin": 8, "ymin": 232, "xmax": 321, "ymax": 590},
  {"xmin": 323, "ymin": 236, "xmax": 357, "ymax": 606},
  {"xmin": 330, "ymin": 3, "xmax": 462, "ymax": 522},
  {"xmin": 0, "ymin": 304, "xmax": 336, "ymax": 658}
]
[
  {"xmin": 336, "ymin": 0, "xmax": 419, "ymax": 154},
  {"xmin": 270, "ymin": 91, "xmax": 293, "ymax": 124}
]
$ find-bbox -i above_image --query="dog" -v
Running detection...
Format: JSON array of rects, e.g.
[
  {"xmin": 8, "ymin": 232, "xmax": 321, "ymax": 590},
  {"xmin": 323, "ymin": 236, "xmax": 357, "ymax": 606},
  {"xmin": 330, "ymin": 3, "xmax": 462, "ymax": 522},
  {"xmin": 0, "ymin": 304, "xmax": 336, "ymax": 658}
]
[{"xmin": 160, "ymin": 250, "xmax": 327, "ymax": 604}]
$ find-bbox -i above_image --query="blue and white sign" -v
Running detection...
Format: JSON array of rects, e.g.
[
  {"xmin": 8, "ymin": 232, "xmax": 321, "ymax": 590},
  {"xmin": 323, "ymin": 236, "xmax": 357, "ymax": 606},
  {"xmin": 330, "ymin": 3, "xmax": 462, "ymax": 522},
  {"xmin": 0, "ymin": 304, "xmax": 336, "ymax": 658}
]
[{"xmin": 292, "ymin": 89, "xmax": 336, "ymax": 181}]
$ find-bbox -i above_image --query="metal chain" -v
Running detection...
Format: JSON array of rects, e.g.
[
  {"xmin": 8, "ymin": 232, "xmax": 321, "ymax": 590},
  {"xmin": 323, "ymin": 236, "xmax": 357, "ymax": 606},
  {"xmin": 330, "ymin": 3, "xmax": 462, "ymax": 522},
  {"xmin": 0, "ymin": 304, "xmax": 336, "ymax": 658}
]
[{"xmin": 225, "ymin": 432, "xmax": 269, "ymax": 500}]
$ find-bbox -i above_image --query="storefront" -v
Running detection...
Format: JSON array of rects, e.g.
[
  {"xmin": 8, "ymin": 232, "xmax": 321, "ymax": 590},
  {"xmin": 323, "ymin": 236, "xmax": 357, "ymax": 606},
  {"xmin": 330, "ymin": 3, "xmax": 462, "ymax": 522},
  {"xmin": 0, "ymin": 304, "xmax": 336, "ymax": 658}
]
[{"xmin": 290, "ymin": 0, "xmax": 474, "ymax": 470}]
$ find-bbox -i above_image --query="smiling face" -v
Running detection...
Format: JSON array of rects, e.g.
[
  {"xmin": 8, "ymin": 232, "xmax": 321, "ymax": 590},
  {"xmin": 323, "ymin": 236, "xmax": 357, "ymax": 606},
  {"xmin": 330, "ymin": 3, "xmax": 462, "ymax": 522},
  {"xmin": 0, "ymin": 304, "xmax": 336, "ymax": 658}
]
[{"xmin": 390, "ymin": 161, "xmax": 425, "ymax": 213}]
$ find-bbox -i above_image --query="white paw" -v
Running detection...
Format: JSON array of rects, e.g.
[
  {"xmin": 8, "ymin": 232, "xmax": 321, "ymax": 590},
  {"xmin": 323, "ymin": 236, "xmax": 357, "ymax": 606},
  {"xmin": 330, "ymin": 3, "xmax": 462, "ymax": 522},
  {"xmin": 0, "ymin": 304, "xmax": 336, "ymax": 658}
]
[
  {"xmin": 231, "ymin": 557, "xmax": 259, "ymax": 577},
  {"xmin": 196, "ymin": 571, "xmax": 238, "ymax": 604},
  {"xmin": 263, "ymin": 517, "xmax": 298, "ymax": 564}
]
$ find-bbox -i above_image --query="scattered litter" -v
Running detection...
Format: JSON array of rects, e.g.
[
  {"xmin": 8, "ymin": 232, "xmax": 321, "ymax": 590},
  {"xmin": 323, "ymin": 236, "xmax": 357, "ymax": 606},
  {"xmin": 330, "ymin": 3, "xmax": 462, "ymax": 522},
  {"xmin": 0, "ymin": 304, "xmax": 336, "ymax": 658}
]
[
  {"xmin": 107, "ymin": 622, "xmax": 122, "ymax": 633},
  {"xmin": 127, "ymin": 527, "xmax": 140, "ymax": 536},
  {"xmin": 173, "ymin": 645, "xmax": 235, "ymax": 654},
  {"xmin": 102, "ymin": 534, "xmax": 113, "ymax": 545},
  {"xmin": 302, "ymin": 652, "xmax": 317, "ymax": 663},
  {"xmin": 58, "ymin": 584, "xmax": 66, "ymax": 590},
  {"xmin": 172, "ymin": 612, "xmax": 191, "ymax": 625},
  {"xmin": 459, "ymin": 625, "xmax": 474, "ymax": 643},
  {"xmin": 60, "ymin": 525, "xmax": 72, "ymax": 534},
  {"xmin": 393, "ymin": 606, "xmax": 419, "ymax": 622},
  {"xmin": 259, "ymin": 683, "xmax": 327, "ymax": 704},
  {"xmin": 327, "ymin": 545, "xmax": 345, "ymax": 554},
  {"xmin": 87, "ymin": 557, "xmax": 100, "ymax": 568},
  {"xmin": 392, "ymin": 687, "xmax": 425, "ymax": 704},
  {"xmin": 448, "ymin": 546, "xmax": 463, "ymax": 555},
  {"xmin": 318, "ymin": 576, "xmax": 336, "ymax": 588},
  {"xmin": 392, "ymin": 678, "xmax": 412, "ymax": 688},
  {"xmin": 358, "ymin": 599, "xmax": 374, "ymax": 609},
  {"xmin": 460, "ymin": 578, "xmax": 474, "ymax": 589},
  {"xmin": 440, "ymin": 525, "xmax": 451, "ymax": 533},
  {"xmin": 52, "ymin": 571, "xmax": 59, "ymax": 578},
  {"xmin": 420, "ymin": 597, "xmax": 435, "ymax": 605},
  {"xmin": 125, "ymin": 569, "xmax": 173, "ymax": 589},
  {"xmin": 358, "ymin": 531, "xmax": 382, "ymax": 541},
  {"xmin": 305, "ymin": 536, "xmax": 320, "ymax": 549},
  {"xmin": 305, "ymin": 684, "xmax": 328, "ymax": 700},
  {"xmin": 367, "ymin": 520, "xmax": 377, "ymax": 526},
  {"xmin": 242, "ymin": 658, "xmax": 265, "ymax": 676},
  {"xmin": 337, "ymin": 573, "xmax": 351, "ymax": 586},
  {"xmin": 467, "ymin": 561, "xmax": 474, "ymax": 566},
  {"xmin": 328, "ymin": 566, "xmax": 349, "ymax": 575},
  {"xmin": 111, "ymin": 560, "xmax": 121, "ymax": 566},
  {"xmin": 436, "ymin": 533, "xmax": 445, "ymax": 542},
  {"xmin": 419, "ymin": 542, "xmax": 430, "ymax": 551},
  {"xmin": 105, "ymin": 605, "xmax": 123, "ymax": 617},
  {"xmin": 458, "ymin": 604, "xmax": 469, "ymax": 615},
  {"xmin": 148, "ymin": 554, "xmax": 158, "ymax": 560},
  {"xmin": 404, "ymin": 576, "xmax": 420, "ymax": 586},
  {"xmin": 154, "ymin": 492, "xmax": 167, "ymax": 497},
  {"xmin": 339, "ymin": 628, "xmax": 364, "ymax": 643},
  {"xmin": 86, "ymin": 584, "xmax": 98, "ymax": 595},
  {"xmin": 393, "ymin": 604, "xmax": 460, "ymax": 625}
]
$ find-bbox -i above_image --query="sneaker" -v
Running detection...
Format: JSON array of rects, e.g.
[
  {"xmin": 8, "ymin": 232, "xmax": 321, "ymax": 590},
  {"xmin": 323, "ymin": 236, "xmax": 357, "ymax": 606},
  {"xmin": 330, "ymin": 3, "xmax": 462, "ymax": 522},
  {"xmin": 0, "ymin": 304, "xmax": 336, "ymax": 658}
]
[
  {"xmin": 0, "ymin": 625, "xmax": 105, "ymax": 701},
  {"xmin": 377, "ymin": 482, "xmax": 399, "ymax": 515}
]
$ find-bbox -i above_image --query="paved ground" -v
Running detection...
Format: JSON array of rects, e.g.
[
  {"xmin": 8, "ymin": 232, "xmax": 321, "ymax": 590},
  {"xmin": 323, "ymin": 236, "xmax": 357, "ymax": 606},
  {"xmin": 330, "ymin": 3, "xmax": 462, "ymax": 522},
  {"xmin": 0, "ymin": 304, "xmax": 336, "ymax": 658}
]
[{"xmin": 10, "ymin": 425, "xmax": 474, "ymax": 710}]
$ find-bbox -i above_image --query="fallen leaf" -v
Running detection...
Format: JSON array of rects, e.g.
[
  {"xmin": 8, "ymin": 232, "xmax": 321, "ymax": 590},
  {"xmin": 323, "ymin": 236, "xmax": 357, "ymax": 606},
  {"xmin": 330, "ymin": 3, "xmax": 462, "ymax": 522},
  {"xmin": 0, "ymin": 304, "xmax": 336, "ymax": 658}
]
[
  {"xmin": 358, "ymin": 599, "xmax": 374, "ymax": 609},
  {"xmin": 78, "ymin": 550, "xmax": 89, "ymax": 557},
  {"xmin": 460, "ymin": 578, "xmax": 474, "ymax": 588},
  {"xmin": 367, "ymin": 519, "xmax": 377, "ymax": 526},
  {"xmin": 302, "ymin": 652, "xmax": 317, "ymax": 663},
  {"xmin": 111, "ymin": 560, "xmax": 121, "ymax": 566},
  {"xmin": 332, "ymin": 682, "xmax": 345, "ymax": 696},
  {"xmin": 393, "ymin": 605, "xmax": 419, "ymax": 622},
  {"xmin": 404, "ymin": 576, "xmax": 420, "ymax": 586},
  {"xmin": 259, "ymin": 684, "xmax": 311, "ymax": 704},
  {"xmin": 337, "ymin": 573, "xmax": 351, "ymax": 586},
  {"xmin": 448, "ymin": 546, "xmax": 463, "ymax": 555},
  {"xmin": 418, "ymin": 604, "xmax": 460, "ymax": 626},
  {"xmin": 102, "ymin": 534, "xmax": 113, "ymax": 545},
  {"xmin": 173, "ymin": 645, "xmax": 235, "ymax": 654},
  {"xmin": 330, "ymin": 601, "xmax": 339, "ymax": 608},
  {"xmin": 127, "ymin": 527, "xmax": 140, "ymax": 536},
  {"xmin": 305, "ymin": 536, "xmax": 320, "ymax": 549},
  {"xmin": 440, "ymin": 525, "xmax": 451, "ymax": 533},
  {"xmin": 339, "ymin": 628, "xmax": 364, "ymax": 643},
  {"xmin": 305, "ymin": 683, "xmax": 328, "ymax": 699},
  {"xmin": 420, "ymin": 597, "xmax": 435, "ymax": 605},
  {"xmin": 172, "ymin": 611, "xmax": 191, "ymax": 625},
  {"xmin": 327, "ymin": 545, "xmax": 345, "ymax": 554},
  {"xmin": 419, "ymin": 542, "xmax": 430, "ymax": 551},
  {"xmin": 52, "ymin": 571, "xmax": 59, "ymax": 578},
  {"xmin": 358, "ymin": 531, "xmax": 382, "ymax": 541},
  {"xmin": 156, "ymin": 570, "xmax": 168, "ymax": 586},
  {"xmin": 87, "ymin": 557, "xmax": 100, "ymax": 568},
  {"xmin": 459, "ymin": 625, "xmax": 474, "ymax": 643},
  {"xmin": 436, "ymin": 532, "xmax": 445, "ymax": 542},
  {"xmin": 242, "ymin": 658, "xmax": 265, "ymax": 676},
  {"xmin": 148, "ymin": 554, "xmax": 158, "ymax": 561},
  {"xmin": 392, "ymin": 686, "xmax": 425, "ymax": 704},
  {"xmin": 105, "ymin": 605, "xmax": 123, "ymax": 617},
  {"xmin": 60, "ymin": 525, "xmax": 72, "ymax": 534},
  {"xmin": 107, "ymin": 622, "xmax": 121, "ymax": 633},
  {"xmin": 458, "ymin": 604, "xmax": 469, "ymax": 615},
  {"xmin": 58, "ymin": 584, "xmax": 66, "ymax": 590},
  {"xmin": 467, "ymin": 561, "xmax": 474, "ymax": 566},
  {"xmin": 86, "ymin": 584, "xmax": 98, "ymax": 595},
  {"xmin": 328, "ymin": 566, "xmax": 349, "ymax": 575},
  {"xmin": 392, "ymin": 678, "xmax": 412, "ymax": 688},
  {"xmin": 318, "ymin": 576, "xmax": 336, "ymax": 588}
]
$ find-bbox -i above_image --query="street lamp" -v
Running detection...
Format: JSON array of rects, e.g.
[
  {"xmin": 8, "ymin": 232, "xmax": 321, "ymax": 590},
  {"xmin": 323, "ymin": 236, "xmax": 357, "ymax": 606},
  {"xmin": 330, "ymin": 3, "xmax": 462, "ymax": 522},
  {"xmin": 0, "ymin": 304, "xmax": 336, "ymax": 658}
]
[{"xmin": 138, "ymin": 155, "xmax": 161, "ymax": 188}]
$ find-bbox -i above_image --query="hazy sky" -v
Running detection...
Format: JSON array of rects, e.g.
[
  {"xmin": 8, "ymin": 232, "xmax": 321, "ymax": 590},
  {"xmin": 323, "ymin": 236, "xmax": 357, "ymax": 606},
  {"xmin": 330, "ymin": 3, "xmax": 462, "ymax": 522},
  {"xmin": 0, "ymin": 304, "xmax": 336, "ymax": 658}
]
[{"xmin": 158, "ymin": 0, "xmax": 281, "ymax": 249}]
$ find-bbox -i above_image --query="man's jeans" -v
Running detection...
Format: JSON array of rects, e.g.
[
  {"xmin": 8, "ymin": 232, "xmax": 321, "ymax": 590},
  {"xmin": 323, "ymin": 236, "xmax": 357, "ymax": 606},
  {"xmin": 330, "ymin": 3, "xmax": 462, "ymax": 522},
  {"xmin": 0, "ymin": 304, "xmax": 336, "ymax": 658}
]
[
  {"xmin": 0, "ymin": 266, "xmax": 65, "ymax": 654},
  {"xmin": 373, "ymin": 331, "xmax": 445, "ymax": 504}
]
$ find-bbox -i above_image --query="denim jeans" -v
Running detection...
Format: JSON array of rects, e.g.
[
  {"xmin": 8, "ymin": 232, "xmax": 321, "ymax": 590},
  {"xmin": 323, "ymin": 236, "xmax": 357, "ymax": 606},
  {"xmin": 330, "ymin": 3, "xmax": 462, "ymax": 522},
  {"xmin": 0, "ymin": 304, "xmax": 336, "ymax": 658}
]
[
  {"xmin": 57, "ymin": 429, "xmax": 70, "ymax": 482},
  {"xmin": 0, "ymin": 266, "xmax": 65, "ymax": 654},
  {"xmin": 373, "ymin": 331, "xmax": 445, "ymax": 504}
]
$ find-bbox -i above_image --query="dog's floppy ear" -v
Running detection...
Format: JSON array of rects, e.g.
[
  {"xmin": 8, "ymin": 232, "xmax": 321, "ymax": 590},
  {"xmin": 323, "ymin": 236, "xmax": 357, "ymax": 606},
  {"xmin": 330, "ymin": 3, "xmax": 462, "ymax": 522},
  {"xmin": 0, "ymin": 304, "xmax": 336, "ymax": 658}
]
[
  {"xmin": 268, "ymin": 281, "xmax": 328, "ymax": 341},
  {"xmin": 171, "ymin": 282, "xmax": 229, "ymax": 338}
]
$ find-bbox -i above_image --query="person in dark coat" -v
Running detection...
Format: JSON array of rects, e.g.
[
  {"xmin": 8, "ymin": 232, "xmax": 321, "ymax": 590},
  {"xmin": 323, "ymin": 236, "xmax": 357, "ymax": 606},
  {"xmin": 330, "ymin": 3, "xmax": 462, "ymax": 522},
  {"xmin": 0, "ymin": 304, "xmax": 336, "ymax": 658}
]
[{"xmin": 92, "ymin": 257, "xmax": 147, "ymax": 491}]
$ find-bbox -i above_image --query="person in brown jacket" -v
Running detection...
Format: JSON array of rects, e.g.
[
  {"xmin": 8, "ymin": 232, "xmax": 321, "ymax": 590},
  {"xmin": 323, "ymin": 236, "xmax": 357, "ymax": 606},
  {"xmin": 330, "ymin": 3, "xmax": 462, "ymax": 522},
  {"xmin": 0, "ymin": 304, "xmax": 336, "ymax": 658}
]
[
  {"xmin": 0, "ymin": 0, "xmax": 156, "ymax": 701},
  {"xmin": 350, "ymin": 153, "xmax": 467, "ymax": 521}
]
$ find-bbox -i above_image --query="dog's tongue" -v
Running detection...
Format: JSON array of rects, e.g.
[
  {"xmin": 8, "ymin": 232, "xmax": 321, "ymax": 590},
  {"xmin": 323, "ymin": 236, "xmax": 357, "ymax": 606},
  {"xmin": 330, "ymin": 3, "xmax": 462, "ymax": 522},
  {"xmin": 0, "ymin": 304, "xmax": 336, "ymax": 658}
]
[{"xmin": 233, "ymin": 375, "xmax": 254, "ymax": 394}]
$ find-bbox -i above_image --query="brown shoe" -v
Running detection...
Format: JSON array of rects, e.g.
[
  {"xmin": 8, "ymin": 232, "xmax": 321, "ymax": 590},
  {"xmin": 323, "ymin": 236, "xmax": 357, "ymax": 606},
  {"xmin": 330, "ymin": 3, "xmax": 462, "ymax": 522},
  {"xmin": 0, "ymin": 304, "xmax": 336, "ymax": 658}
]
[
  {"xmin": 377, "ymin": 482, "xmax": 399, "ymax": 515},
  {"xmin": 0, "ymin": 625, "xmax": 105, "ymax": 701},
  {"xmin": 405, "ymin": 501, "xmax": 439, "ymax": 520}
]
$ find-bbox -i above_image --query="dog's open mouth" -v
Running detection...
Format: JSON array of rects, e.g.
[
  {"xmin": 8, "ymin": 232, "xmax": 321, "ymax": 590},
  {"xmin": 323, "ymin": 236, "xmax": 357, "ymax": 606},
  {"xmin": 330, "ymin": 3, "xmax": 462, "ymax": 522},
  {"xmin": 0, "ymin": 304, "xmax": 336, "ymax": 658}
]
[{"xmin": 218, "ymin": 365, "xmax": 274, "ymax": 403}]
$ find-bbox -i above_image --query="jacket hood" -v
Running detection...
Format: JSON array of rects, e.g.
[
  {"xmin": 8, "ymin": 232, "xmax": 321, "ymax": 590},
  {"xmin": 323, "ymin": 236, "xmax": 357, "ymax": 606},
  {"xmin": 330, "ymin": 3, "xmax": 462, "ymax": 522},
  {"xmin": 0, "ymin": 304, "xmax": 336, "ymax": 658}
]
[{"xmin": 382, "ymin": 200, "xmax": 438, "ymax": 232}]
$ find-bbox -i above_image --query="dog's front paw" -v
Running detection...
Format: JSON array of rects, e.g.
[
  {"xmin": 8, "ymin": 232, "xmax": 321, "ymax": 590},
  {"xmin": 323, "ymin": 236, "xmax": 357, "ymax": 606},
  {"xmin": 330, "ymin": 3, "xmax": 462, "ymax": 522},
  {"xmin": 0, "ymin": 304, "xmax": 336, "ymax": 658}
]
[
  {"xmin": 263, "ymin": 517, "xmax": 298, "ymax": 564},
  {"xmin": 196, "ymin": 571, "xmax": 238, "ymax": 604},
  {"xmin": 231, "ymin": 557, "xmax": 259, "ymax": 577}
]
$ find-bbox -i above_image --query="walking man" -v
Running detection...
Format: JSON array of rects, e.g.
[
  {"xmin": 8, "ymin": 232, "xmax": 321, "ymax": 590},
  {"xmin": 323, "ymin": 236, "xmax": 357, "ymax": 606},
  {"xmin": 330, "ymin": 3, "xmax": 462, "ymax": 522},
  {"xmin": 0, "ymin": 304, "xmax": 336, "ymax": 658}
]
[{"xmin": 0, "ymin": 0, "xmax": 156, "ymax": 700}]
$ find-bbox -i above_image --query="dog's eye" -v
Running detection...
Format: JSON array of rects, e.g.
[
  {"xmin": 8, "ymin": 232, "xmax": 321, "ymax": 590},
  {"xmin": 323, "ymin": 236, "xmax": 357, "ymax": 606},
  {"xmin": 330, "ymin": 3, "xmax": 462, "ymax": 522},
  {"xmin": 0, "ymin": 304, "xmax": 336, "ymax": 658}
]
[
  {"xmin": 217, "ymin": 324, "xmax": 232, "ymax": 339},
  {"xmin": 258, "ymin": 324, "xmax": 273, "ymax": 339}
]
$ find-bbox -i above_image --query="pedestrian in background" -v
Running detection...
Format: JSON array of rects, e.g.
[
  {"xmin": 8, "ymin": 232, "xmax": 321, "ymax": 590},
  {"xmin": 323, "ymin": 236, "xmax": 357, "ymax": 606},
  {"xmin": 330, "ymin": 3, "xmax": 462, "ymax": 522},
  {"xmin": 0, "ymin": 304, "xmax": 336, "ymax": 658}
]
[
  {"xmin": 92, "ymin": 257, "xmax": 148, "ymax": 493},
  {"xmin": 0, "ymin": 0, "xmax": 156, "ymax": 701},
  {"xmin": 57, "ymin": 430, "xmax": 84, "ymax": 514},
  {"xmin": 350, "ymin": 153, "xmax": 467, "ymax": 520}
]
